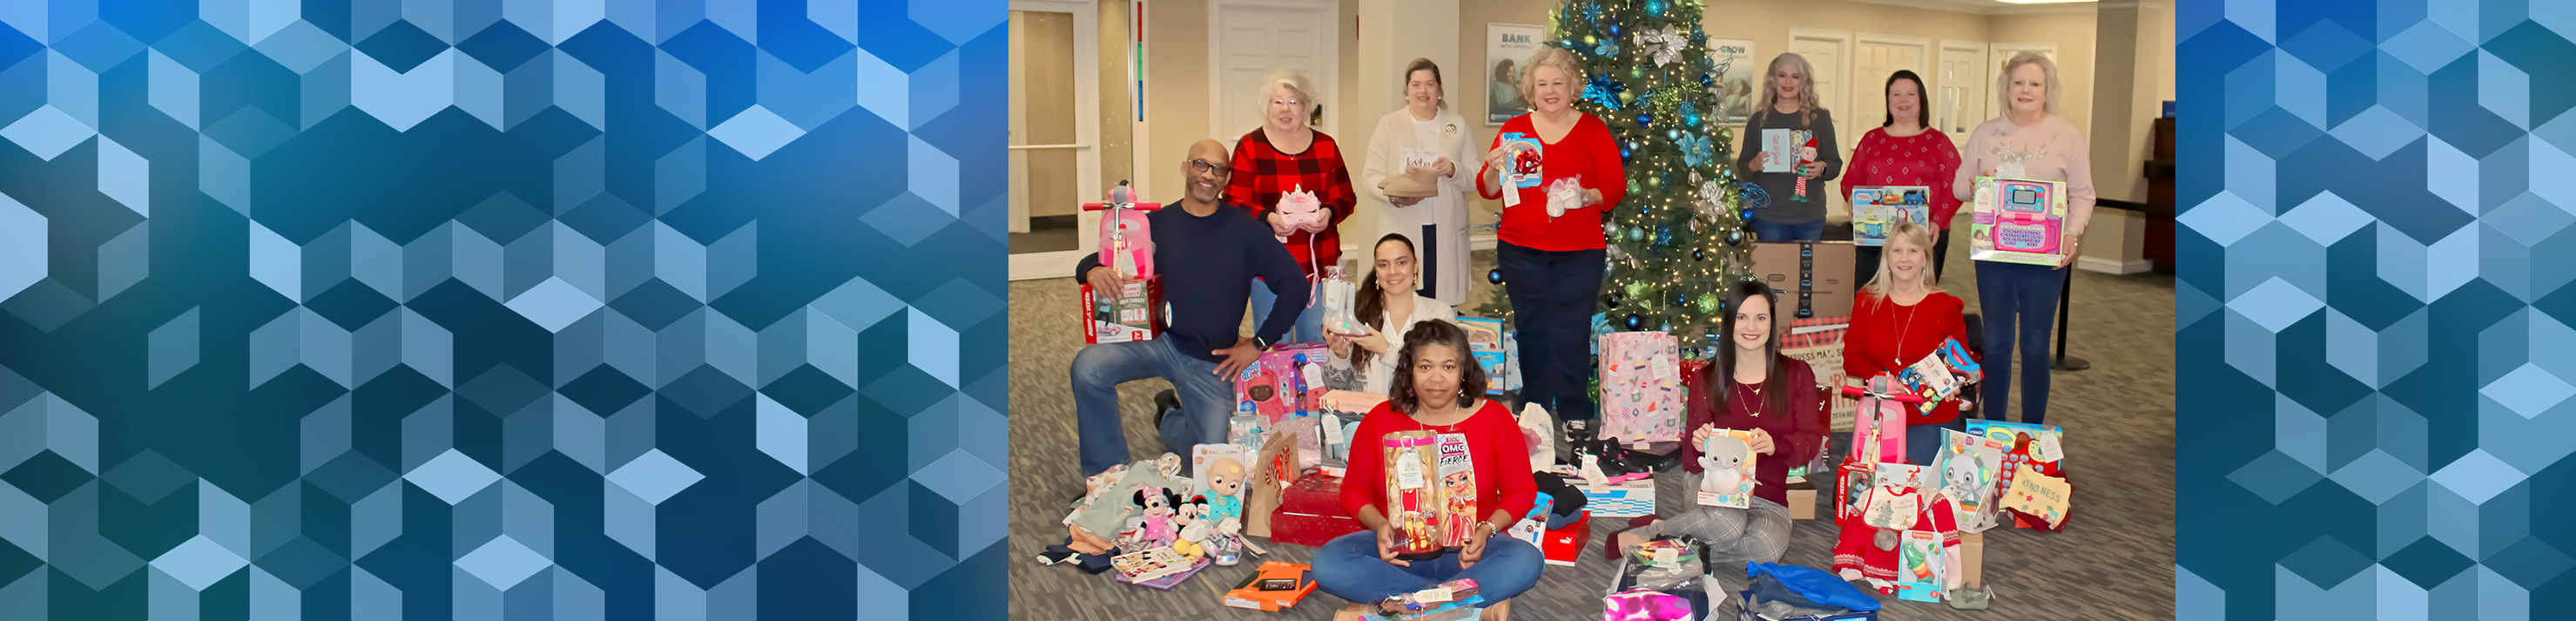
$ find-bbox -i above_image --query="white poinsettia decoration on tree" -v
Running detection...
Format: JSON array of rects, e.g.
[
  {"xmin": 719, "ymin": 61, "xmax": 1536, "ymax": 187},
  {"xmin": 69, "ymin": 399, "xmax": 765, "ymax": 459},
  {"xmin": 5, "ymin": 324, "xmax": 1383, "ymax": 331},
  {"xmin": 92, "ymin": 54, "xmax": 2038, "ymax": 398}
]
[{"xmin": 1634, "ymin": 26, "xmax": 1686, "ymax": 67}]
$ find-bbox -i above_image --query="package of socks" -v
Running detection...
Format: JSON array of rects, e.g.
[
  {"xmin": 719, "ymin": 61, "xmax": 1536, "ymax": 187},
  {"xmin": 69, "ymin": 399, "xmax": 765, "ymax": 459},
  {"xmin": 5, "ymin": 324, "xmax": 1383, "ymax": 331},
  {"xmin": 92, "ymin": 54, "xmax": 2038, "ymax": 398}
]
[
  {"xmin": 1223, "ymin": 562, "xmax": 1319, "ymax": 611},
  {"xmin": 1967, "ymin": 176, "xmax": 2069, "ymax": 267},
  {"xmin": 1080, "ymin": 277, "xmax": 1163, "ymax": 344},
  {"xmin": 1598, "ymin": 331, "xmax": 1684, "ymax": 442},
  {"xmin": 1237, "ymin": 344, "xmax": 1328, "ymax": 425},
  {"xmin": 1382, "ymin": 431, "xmax": 1448, "ymax": 556}
]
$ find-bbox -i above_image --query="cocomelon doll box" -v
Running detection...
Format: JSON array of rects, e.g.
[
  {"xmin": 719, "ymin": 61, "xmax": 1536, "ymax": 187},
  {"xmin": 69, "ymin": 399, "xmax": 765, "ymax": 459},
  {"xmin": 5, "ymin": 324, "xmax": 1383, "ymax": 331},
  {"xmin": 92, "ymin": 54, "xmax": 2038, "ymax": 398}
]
[
  {"xmin": 1966, "ymin": 177, "xmax": 2067, "ymax": 266},
  {"xmin": 1849, "ymin": 186, "xmax": 1930, "ymax": 246}
]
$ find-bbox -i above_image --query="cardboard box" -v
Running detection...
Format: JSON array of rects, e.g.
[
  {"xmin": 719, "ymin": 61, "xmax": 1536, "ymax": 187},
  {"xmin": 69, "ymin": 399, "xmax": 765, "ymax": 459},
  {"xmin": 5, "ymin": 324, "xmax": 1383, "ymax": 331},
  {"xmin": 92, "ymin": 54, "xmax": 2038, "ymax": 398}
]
[
  {"xmin": 1541, "ymin": 510, "xmax": 1591, "ymax": 566},
  {"xmin": 1270, "ymin": 511, "xmax": 1365, "ymax": 547},
  {"xmin": 1750, "ymin": 241, "xmax": 1856, "ymax": 320},
  {"xmin": 1080, "ymin": 277, "xmax": 1163, "ymax": 343},
  {"xmin": 1223, "ymin": 562, "xmax": 1319, "ymax": 611},
  {"xmin": 1785, "ymin": 479, "xmax": 1818, "ymax": 520},
  {"xmin": 1959, "ymin": 531, "xmax": 1985, "ymax": 588},
  {"xmin": 1580, "ymin": 479, "xmax": 1657, "ymax": 518}
]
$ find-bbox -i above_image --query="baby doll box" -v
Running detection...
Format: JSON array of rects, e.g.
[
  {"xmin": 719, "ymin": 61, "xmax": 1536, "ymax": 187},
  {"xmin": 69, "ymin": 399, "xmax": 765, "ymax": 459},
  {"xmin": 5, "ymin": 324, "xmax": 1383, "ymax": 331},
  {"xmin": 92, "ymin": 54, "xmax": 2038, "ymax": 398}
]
[{"xmin": 1080, "ymin": 277, "xmax": 1163, "ymax": 344}]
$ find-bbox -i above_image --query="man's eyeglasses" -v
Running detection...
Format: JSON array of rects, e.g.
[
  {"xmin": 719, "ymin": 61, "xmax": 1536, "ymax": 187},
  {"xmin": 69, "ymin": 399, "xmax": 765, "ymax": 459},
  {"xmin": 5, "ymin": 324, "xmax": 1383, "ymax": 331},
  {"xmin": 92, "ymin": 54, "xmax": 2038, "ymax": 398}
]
[{"xmin": 1190, "ymin": 159, "xmax": 1231, "ymax": 176}]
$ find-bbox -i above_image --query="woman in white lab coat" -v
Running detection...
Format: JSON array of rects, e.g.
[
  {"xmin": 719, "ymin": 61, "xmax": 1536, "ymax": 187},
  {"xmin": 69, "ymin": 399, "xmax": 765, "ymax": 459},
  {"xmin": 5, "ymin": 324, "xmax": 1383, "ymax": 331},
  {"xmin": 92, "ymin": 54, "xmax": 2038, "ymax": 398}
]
[{"xmin": 1360, "ymin": 58, "xmax": 1480, "ymax": 306}]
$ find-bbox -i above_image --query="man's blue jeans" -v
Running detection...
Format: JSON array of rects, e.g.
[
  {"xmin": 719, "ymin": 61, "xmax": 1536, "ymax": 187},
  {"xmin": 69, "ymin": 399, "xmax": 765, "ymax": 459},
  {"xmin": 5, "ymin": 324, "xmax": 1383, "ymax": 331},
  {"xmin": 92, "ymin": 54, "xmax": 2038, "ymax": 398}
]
[
  {"xmin": 1250, "ymin": 276, "xmax": 1324, "ymax": 345},
  {"xmin": 1069, "ymin": 337, "xmax": 1238, "ymax": 476},
  {"xmin": 1312, "ymin": 530, "xmax": 1545, "ymax": 606}
]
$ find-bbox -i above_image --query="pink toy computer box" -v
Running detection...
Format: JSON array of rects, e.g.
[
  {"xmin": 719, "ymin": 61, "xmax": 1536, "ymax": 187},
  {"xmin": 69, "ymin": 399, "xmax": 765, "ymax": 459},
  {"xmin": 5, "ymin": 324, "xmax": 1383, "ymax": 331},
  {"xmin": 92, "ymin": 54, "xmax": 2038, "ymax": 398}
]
[{"xmin": 1966, "ymin": 177, "xmax": 2067, "ymax": 267}]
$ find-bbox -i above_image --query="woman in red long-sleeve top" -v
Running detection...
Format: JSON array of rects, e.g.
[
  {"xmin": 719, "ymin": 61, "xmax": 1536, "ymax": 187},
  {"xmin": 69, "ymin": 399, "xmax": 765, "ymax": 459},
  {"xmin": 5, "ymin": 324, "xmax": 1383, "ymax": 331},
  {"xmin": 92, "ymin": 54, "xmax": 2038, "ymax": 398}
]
[
  {"xmin": 1842, "ymin": 222, "xmax": 1972, "ymax": 465},
  {"xmin": 1229, "ymin": 70, "xmax": 1357, "ymax": 345},
  {"xmin": 1612, "ymin": 282, "xmax": 1822, "ymax": 565},
  {"xmin": 1842, "ymin": 71, "xmax": 1964, "ymax": 287},
  {"xmin": 1473, "ymin": 45, "xmax": 1626, "ymax": 439},
  {"xmin": 1318, "ymin": 321, "xmax": 1541, "ymax": 618}
]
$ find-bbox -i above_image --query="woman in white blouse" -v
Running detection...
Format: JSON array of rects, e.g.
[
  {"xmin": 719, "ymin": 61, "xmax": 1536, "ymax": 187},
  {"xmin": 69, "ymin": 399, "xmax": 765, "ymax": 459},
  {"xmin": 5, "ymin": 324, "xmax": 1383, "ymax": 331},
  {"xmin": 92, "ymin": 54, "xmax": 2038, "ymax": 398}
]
[
  {"xmin": 1360, "ymin": 58, "xmax": 1480, "ymax": 306},
  {"xmin": 1325, "ymin": 234, "xmax": 1458, "ymax": 395}
]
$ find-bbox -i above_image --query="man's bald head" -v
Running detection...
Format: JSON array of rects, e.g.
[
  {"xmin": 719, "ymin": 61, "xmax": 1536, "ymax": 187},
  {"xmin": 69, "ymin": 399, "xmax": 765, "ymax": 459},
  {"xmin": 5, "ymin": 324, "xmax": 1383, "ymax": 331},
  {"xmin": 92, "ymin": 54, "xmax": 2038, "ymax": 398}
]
[{"xmin": 1181, "ymin": 139, "xmax": 1231, "ymax": 206}]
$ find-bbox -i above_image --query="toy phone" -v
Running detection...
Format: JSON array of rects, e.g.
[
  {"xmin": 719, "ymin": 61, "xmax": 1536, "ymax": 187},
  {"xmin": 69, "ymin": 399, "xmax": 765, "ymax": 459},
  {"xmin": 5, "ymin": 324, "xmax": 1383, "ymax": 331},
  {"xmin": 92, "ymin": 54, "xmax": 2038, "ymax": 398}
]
[{"xmin": 1989, "ymin": 179, "xmax": 2058, "ymax": 253}]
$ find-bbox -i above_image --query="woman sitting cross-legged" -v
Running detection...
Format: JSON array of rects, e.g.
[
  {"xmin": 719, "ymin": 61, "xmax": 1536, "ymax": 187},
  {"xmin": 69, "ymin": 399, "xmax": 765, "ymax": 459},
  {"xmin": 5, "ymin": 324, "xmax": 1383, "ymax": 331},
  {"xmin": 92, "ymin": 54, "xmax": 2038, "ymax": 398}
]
[
  {"xmin": 1610, "ymin": 282, "xmax": 1824, "ymax": 566},
  {"xmin": 1315, "ymin": 321, "xmax": 1541, "ymax": 621}
]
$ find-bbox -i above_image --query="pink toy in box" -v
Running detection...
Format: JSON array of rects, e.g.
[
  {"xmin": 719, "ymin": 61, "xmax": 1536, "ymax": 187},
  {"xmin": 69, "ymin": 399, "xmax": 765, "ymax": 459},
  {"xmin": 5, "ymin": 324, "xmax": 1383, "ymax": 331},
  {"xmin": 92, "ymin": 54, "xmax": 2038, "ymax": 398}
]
[
  {"xmin": 1597, "ymin": 332, "xmax": 1682, "ymax": 443},
  {"xmin": 1237, "ymin": 344, "xmax": 1327, "ymax": 424},
  {"xmin": 1967, "ymin": 177, "xmax": 2067, "ymax": 267}
]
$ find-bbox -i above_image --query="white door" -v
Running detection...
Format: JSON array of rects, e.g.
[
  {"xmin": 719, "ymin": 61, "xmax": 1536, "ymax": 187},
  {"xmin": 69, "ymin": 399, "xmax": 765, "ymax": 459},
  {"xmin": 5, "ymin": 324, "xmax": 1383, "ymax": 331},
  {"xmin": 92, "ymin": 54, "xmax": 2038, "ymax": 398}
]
[
  {"xmin": 1986, "ymin": 43, "xmax": 2058, "ymax": 121},
  {"xmin": 1008, "ymin": 0, "xmax": 1102, "ymax": 280},
  {"xmin": 1787, "ymin": 29, "xmax": 1850, "ymax": 221},
  {"xmin": 1851, "ymin": 34, "xmax": 1928, "ymax": 139},
  {"xmin": 1937, "ymin": 40, "xmax": 1987, "ymax": 150},
  {"xmin": 1210, "ymin": 0, "xmax": 1339, "ymax": 144}
]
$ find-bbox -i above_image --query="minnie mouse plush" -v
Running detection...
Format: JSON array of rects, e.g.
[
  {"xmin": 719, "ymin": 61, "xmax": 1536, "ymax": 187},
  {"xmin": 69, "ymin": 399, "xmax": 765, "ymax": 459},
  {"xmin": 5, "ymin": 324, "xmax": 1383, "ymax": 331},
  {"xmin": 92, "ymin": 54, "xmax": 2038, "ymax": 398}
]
[{"xmin": 1131, "ymin": 487, "xmax": 1183, "ymax": 549}]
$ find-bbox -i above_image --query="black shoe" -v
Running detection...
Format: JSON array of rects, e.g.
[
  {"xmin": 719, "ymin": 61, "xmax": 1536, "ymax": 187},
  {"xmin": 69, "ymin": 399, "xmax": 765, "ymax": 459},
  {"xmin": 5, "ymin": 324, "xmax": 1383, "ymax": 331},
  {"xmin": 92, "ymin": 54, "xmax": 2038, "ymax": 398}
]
[{"xmin": 1562, "ymin": 419, "xmax": 1594, "ymax": 443}]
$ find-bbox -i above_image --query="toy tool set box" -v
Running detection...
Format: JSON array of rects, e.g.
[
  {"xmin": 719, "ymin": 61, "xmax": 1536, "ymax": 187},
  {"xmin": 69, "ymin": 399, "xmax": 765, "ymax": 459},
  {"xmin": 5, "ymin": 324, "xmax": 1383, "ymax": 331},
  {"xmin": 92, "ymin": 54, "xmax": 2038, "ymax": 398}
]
[
  {"xmin": 1967, "ymin": 176, "xmax": 2068, "ymax": 266},
  {"xmin": 1849, "ymin": 186, "xmax": 1930, "ymax": 246}
]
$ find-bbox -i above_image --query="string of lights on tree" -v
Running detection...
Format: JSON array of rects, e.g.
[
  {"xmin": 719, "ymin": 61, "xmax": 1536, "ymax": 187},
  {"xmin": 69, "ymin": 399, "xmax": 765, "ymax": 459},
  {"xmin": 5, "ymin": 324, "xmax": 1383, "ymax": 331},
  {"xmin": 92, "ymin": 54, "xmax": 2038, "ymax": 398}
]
[{"xmin": 1472, "ymin": 0, "xmax": 1760, "ymax": 358}]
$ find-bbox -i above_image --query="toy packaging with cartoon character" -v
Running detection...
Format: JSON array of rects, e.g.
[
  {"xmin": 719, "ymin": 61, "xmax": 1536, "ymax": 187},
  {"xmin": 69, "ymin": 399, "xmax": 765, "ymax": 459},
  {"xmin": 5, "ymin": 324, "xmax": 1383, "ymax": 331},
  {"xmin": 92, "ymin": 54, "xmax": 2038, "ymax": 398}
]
[
  {"xmin": 1696, "ymin": 429, "xmax": 1758, "ymax": 509},
  {"xmin": 1382, "ymin": 431, "xmax": 1448, "ymax": 557},
  {"xmin": 1850, "ymin": 186, "xmax": 1931, "ymax": 246}
]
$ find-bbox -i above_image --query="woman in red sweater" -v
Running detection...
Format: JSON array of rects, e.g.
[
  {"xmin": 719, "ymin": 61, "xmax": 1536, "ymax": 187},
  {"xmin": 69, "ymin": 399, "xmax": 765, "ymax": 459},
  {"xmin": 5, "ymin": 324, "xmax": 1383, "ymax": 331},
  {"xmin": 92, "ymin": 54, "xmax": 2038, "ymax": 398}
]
[
  {"xmin": 1318, "ymin": 321, "xmax": 1541, "ymax": 620},
  {"xmin": 1475, "ymin": 45, "xmax": 1625, "ymax": 439},
  {"xmin": 1230, "ymin": 69, "xmax": 1358, "ymax": 345},
  {"xmin": 1842, "ymin": 71, "xmax": 1963, "ymax": 287},
  {"xmin": 1842, "ymin": 222, "xmax": 1972, "ymax": 465},
  {"xmin": 1610, "ymin": 282, "xmax": 1822, "ymax": 565}
]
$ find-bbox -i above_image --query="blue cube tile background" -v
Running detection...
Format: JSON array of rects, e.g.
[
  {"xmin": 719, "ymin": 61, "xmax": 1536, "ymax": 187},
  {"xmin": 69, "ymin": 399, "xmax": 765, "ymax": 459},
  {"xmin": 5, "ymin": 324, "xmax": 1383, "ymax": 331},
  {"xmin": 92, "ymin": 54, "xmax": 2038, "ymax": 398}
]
[
  {"xmin": 0, "ymin": 0, "xmax": 1005, "ymax": 618},
  {"xmin": 2180, "ymin": 0, "xmax": 2576, "ymax": 618}
]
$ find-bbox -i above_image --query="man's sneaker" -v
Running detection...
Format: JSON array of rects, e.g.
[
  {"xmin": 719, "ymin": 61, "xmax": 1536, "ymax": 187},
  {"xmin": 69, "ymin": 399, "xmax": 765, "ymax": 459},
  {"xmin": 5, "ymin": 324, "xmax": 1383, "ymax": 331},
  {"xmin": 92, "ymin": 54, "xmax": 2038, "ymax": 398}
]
[{"xmin": 1562, "ymin": 419, "xmax": 1593, "ymax": 443}]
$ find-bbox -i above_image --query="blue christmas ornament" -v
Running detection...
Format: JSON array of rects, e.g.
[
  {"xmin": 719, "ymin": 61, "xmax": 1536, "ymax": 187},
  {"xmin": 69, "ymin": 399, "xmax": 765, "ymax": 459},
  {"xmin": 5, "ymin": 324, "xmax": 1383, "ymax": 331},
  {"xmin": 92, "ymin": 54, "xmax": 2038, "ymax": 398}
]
[
  {"xmin": 1620, "ymin": 145, "xmax": 1632, "ymax": 159},
  {"xmin": 1488, "ymin": 269, "xmax": 1504, "ymax": 285},
  {"xmin": 1682, "ymin": 103, "xmax": 1702, "ymax": 127},
  {"xmin": 1596, "ymin": 39, "xmax": 1619, "ymax": 57},
  {"xmin": 1636, "ymin": 113, "xmax": 1652, "ymax": 126},
  {"xmin": 1656, "ymin": 226, "xmax": 1672, "ymax": 246},
  {"xmin": 1647, "ymin": 0, "xmax": 1667, "ymax": 16}
]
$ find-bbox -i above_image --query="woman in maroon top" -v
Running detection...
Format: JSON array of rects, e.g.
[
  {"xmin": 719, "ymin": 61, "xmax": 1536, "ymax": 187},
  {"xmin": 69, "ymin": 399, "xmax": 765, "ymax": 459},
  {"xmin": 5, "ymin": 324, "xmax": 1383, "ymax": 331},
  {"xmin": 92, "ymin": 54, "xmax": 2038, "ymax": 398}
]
[
  {"xmin": 1474, "ymin": 45, "xmax": 1626, "ymax": 438},
  {"xmin": 1843, "ymin": 222, "xmax": 1972, "ymax": 465},
  {"xmin": 1318, "ymin": 321, "xmax": 1541, "ymax": 620},
  {"xmin": 1842, "ymin": 71, "xmax": 1963, "ymax": 287},
  {"xmin": 1611, "ymin": 282, "xmax": 1823, "ymax": 565},
  {"xmin": 1230, "ymin": 70, "xmax": 1358, "ymax": 345}
]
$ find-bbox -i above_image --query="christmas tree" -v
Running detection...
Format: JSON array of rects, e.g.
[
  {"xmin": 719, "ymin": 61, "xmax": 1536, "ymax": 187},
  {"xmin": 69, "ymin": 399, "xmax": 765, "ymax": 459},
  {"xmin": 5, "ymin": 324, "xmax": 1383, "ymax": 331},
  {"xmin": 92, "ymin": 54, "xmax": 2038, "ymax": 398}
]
[{"xmin": 1474, "ymin": 0, "xmax": 1755, "ymax": 357}]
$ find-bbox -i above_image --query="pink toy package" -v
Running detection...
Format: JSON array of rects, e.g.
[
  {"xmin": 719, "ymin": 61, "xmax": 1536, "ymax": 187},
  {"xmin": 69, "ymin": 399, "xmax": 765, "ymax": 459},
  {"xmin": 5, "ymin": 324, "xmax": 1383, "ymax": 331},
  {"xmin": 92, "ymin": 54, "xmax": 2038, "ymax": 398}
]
[
  {"xmin": 1236, "ymin": 344, "xmax": 1328, "ymax": 425},
  {"xmin": 1083, "ymin": 182, "xmax": 1164, "ymax": 278},
  {"xmin": 1273, "ymin": 186, "xmax": 1325, "ymax": 243},
  {"xmin": 1967, "ymin": 177, "xmax": 2067, "ymax": 267}
]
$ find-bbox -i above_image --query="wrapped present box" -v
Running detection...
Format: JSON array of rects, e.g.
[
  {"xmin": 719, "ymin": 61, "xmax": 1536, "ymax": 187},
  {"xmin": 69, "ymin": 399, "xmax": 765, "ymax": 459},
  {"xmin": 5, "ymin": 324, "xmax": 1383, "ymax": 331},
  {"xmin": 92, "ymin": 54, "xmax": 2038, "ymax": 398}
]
[
  {"xmin": 1080, "ymin": 277, "xmax": 1163, "ymax": 343},
  {"xmin": 1270, "ymin": 471, "xmax": 1363, "ymax": 547}
]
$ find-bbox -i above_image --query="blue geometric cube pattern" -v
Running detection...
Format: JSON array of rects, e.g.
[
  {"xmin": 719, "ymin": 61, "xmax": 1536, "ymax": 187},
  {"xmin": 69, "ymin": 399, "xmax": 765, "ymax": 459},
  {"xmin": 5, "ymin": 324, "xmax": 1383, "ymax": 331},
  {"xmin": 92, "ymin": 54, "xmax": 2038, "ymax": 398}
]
[
  {"xmin": 0, "ymin": 0, "xmax": 1004, "ymax": 618},
  {"xmin": 2181, "ymin": 1, "xmax": 2576, "ymax": 618}
]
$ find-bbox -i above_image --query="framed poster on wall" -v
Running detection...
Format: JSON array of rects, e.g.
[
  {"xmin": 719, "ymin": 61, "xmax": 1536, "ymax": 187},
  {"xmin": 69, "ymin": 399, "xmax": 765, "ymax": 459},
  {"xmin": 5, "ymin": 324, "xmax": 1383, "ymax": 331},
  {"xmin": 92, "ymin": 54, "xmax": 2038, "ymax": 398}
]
[
  {"xmin": 1708, "ymin": 38, "xmax": 1757, "ymax": 125},
  {"xmin": 1487, "ymin": 23, "xmax": 1545, "ymax": 125}
]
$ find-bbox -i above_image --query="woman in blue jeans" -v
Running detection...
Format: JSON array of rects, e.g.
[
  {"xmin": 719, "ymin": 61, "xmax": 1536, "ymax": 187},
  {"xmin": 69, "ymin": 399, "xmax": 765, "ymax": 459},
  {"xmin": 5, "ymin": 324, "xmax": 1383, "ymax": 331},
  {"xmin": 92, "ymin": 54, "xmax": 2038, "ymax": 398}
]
[
  {"xmin": 1952, "ymin": 52, "xmax": 2096, "ymax": 427},
  {"xmin": 1317, "ymin": 321, "xmax": 1541, "ymax": 620}
]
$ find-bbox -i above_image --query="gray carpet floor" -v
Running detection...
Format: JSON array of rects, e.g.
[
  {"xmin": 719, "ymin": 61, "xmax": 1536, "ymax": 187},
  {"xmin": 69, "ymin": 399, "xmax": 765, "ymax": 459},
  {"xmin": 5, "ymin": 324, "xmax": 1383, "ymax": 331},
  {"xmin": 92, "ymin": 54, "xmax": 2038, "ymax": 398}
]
[{"xmin": 1005, "ymin": 237, "xmax": 2175, "ymax": 620}]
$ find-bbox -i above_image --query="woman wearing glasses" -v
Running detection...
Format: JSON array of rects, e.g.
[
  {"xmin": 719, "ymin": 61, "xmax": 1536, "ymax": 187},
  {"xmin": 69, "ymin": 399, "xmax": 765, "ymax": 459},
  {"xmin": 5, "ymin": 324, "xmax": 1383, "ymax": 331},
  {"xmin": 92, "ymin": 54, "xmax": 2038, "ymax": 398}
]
[{"xmin": 1230, "ymin": 69, "xmax": 1358, "ymax": 345}]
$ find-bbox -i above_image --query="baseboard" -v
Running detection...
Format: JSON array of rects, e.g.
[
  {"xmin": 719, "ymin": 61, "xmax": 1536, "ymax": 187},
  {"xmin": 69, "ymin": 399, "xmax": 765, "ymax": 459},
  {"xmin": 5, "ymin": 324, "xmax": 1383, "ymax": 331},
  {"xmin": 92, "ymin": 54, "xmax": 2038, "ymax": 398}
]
[{"xmin": 2076, "ymin": 255, "xmax": 2150, "ymax": 274}]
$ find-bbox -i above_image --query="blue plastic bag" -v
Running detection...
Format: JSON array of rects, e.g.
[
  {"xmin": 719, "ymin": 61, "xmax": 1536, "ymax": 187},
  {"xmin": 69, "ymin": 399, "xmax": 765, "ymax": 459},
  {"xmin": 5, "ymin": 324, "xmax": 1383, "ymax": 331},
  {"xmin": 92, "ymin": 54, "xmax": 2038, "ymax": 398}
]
[{"xmin": 1746, "ymin": 563, "xmax": 1881, "ymax": 611}]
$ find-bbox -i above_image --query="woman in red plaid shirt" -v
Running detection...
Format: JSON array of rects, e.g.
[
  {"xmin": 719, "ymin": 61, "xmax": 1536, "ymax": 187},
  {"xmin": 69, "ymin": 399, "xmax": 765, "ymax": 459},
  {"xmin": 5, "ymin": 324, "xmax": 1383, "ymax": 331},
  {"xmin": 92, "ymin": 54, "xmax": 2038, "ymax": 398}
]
[{"xmin": 1229, "ymin": 70, "xmax": 1358, "ymax": 345}]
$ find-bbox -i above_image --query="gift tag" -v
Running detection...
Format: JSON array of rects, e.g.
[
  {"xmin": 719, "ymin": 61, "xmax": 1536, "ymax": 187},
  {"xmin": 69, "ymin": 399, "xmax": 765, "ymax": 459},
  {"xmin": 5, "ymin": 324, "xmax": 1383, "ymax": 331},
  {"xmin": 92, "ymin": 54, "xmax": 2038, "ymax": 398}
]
[
  {"xmin": 2031, "ymin": 433, "xmax": 2062, "ymax": 463},
  {"xmin": 1320, "ymin": 414, "xmax": 1344, "ymax": 446},
  {"xmin": 1418, "ymin": 587, "xmax": 1453, "ymax": 603},
  {"xmin": 1397, "ymin": 456, "xmax": 1426, "ymax": 489},
  {"xmin": 1653, "ymin": 547, "xmax": 1679, "ymax": 566}
]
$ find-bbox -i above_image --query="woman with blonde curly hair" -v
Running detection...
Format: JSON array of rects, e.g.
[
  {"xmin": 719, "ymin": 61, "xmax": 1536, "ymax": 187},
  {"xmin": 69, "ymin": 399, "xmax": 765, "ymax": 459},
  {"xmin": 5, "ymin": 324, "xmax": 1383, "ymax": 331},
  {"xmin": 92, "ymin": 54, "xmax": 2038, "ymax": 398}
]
[
  {"xmin": 1229, "ymin": 69, "xmax": 1358, "ymax": 345},
  {"xmin": 1473, "ymin": 45, "xmax": 1626, "ymax": 441},
  {"xmin": 1733, "ymin": 52, "xmax": 1842, "ymax": 242}
]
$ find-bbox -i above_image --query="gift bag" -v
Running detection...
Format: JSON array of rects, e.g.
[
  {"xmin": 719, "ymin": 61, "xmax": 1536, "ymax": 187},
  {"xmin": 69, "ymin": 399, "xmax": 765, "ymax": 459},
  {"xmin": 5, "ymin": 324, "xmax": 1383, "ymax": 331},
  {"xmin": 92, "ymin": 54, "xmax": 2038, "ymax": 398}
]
[
  {"xmin": 2000, "ymin": 464, "xmax": 2071, "ymax": 530},
  {"xmin": 1597, "ymin": 332, "xmax": 1683, "ymax": 443}
]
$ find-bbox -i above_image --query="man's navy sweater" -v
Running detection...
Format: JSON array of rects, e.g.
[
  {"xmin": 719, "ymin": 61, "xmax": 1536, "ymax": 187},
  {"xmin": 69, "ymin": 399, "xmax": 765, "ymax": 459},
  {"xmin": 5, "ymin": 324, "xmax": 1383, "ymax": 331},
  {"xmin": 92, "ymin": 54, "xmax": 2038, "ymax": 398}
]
[{"xmin": 1076, "ymin": 199, "xmax": 1311, "ymax": 363}]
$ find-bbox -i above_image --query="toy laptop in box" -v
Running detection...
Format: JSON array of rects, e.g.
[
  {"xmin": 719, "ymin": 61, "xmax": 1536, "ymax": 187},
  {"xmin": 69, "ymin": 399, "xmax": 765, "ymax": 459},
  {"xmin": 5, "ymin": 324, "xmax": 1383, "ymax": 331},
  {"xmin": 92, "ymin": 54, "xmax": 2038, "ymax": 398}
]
[
  {"xmin": 1849, "ymin": 186, "xmax": 1930, "ymax": 246},
  {"xmin": 1081, "ymin": 278, "xmax": 1163, "ymax": 343},
  {"xmin": 1966, "ymin": 177, "xmax": 2068, "ymax": 267}
]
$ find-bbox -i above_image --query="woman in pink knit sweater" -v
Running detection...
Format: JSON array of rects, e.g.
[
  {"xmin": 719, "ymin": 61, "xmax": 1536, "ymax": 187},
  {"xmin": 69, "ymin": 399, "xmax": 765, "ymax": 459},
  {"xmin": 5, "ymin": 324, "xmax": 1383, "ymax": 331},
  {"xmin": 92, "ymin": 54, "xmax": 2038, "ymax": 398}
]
[{"xmin": 1950, "ymin": 51, "xmax": 2095, "ymax": 428}]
